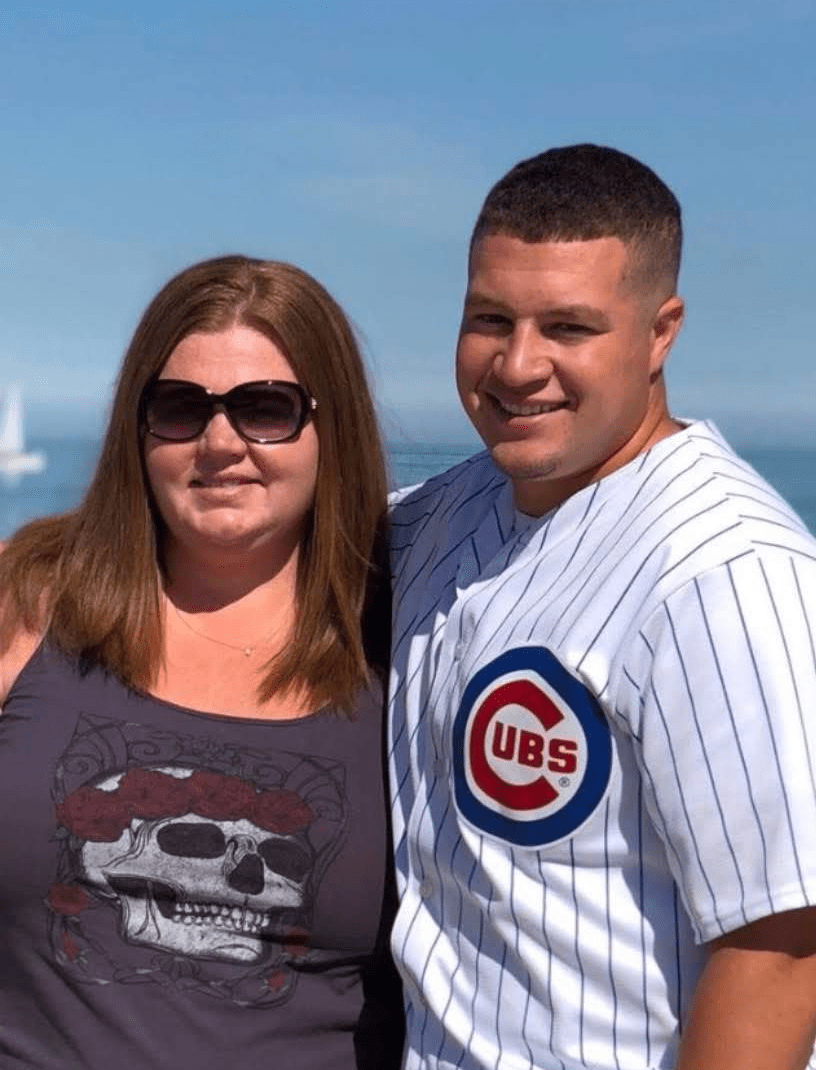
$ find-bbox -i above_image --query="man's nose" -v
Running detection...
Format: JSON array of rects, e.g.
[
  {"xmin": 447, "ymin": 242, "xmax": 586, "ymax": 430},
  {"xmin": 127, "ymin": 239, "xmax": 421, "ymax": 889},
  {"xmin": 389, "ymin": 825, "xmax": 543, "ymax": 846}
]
[{"xmin": 494, "ymin": 322, "xmax": 554, "ymax": 386}]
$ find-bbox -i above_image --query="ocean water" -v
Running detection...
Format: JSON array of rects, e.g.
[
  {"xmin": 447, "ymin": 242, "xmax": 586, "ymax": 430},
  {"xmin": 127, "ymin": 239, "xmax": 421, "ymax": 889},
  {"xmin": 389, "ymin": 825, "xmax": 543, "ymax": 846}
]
[{"xmin": 0, "ymin": 435, "xmax": 814, "ymax": 539}]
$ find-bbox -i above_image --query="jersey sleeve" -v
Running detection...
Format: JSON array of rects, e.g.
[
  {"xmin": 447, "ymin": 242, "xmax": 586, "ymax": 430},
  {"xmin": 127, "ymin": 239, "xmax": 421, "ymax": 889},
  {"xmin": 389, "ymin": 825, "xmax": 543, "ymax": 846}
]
[{"xmin": 618, "ymin": 548, "xmax": 816, "ymax": 943}]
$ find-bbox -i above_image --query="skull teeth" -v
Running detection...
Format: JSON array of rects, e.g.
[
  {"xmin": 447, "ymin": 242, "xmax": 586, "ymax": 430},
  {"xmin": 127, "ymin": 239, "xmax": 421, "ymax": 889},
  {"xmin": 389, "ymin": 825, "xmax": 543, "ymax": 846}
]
[{"xmin": 172, "ymin": 902, "xmax": 271, "ymax": 933}]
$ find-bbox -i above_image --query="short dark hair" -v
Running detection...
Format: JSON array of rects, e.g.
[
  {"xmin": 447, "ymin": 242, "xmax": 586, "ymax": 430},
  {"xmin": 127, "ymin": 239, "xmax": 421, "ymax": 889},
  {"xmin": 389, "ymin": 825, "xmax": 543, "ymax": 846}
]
[{"xmin": 471, "ymin": 144, "xmax": 682, "ymax": 294}]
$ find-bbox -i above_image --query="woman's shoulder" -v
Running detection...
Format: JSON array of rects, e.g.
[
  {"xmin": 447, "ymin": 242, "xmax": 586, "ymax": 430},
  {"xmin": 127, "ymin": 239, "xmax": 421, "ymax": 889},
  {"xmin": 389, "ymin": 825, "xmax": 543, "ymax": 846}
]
[
  {"xmin": 0, "ymin": 620, "xmax": 42, "ymax": 709},
  {"xmin": 0, "ymin": 543, "xmax": 45, "ymax": 708}
]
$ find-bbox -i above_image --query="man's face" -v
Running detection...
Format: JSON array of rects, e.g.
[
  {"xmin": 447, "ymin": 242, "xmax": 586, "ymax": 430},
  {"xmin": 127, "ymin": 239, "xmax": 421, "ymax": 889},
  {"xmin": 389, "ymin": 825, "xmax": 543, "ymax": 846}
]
[{"xmin": 456, "ymin": 233, "xmax": 683, "ymax": 515}]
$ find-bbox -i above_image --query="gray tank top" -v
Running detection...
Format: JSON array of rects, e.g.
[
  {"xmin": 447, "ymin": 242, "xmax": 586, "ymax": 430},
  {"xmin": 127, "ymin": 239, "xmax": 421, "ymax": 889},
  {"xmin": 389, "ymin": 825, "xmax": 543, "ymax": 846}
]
[{"xmin": 0, "ymin": 642, "xmax": 403, "ymax": 1069}]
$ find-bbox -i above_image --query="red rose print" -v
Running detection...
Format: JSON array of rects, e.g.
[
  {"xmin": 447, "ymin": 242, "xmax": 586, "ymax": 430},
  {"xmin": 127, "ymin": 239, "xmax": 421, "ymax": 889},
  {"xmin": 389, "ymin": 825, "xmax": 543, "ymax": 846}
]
[
  {"xmin": 56, "ymin": 768, "xmax": 314, "ymax": 842},
  {"xmin": 187, "ymin": 770, "xmax": 258, "ymax": 820},
  {"xmin": 117, "ymin": 768, "xmax": 189, "ymax": 819},
  {"xmin": 265, "ymin": 970, "xmax": 287, "ymax": 993},
  {"xmin": 62, "ymin": 931, "xmax": 81, "ymax": 961},
  {"xmin": 48, "ymin": 883, "xmax": 90, "ymax": 915},
  {"xmin": 56, "ymin": 788, "xmax": 130, "ymax": 841},
  {"xmin": 253, "ymin": 789, "xmax": 314, "ymax": 834}
]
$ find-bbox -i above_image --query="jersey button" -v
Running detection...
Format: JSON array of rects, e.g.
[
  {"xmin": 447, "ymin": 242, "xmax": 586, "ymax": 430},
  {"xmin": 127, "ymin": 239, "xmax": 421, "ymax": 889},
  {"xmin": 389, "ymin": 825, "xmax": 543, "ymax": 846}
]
[
  {"xmin": 432, "ymin": 758, "xmax": 446, "ymax": 777},
  {"xmin": 419, "ymin": 878, "xmax": 434, "ymax": 899}
]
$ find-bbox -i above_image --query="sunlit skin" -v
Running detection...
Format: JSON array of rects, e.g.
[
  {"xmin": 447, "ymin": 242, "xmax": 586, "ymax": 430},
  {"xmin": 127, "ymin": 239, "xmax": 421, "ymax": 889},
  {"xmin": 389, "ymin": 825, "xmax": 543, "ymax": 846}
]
[
  {"xmin": 456, "ymin": 233, "xmax": 685, "ymax": 516},
  {"xmin": 143, "ymin": 325, "xmax": 319, "ymax": 579}
]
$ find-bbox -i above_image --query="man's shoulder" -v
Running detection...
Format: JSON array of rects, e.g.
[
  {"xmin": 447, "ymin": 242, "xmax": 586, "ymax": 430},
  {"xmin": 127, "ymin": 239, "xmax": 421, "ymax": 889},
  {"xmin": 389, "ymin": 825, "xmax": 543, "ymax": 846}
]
[
  {"xmin": 389, "ymin": 449, "xmax": 502, "ymax": 524},
  {"xmin": 602, "ymin": 421, "xmax": 816, "ymax": 619},
  {"xmin": 634, "ymin": 421, "xmax": 814, "ymax": 557},
  {"xmin": 387, "ymin": 449, "xmax": 508, "ymax": 571}
]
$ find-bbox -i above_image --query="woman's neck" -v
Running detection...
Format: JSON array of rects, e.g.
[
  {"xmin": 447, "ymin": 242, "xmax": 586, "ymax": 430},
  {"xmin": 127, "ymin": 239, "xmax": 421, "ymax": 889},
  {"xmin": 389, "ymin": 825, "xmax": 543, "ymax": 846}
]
[{"xmin": 161, "ymin": 538, "xmax": 301, "ymax": 612}]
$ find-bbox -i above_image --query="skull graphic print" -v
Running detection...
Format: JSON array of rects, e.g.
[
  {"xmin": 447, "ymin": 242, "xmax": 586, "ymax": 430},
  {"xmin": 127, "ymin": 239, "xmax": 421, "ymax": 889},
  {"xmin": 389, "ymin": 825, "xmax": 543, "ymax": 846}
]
[
  {"xmin": 48, "ymin": 717, "xmax": 347, "ymax": 1005},
  {"xmin": 72, "ymin": 767, "xmax": 313, "ymax": 964}
]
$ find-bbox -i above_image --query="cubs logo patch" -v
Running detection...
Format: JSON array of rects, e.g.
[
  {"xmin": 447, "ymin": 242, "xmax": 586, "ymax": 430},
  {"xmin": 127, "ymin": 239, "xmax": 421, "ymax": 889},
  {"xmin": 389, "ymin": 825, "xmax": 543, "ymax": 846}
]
[{"xmin": 452, "ymin": 647, "xmax": 612, "ymax": 847}]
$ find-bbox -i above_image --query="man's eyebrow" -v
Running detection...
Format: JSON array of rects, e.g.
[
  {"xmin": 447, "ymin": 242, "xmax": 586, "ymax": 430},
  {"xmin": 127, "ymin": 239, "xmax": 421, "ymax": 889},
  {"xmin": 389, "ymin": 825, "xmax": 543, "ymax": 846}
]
[
  {"xmin": 543, "ymin": 304, "xmax": 610, "ymax": 325},
  {"xmin": 463, "ymin": 293, "xmax": 610, "ymax": 326},
  {"xmin": 462, "ymin": 290, "xmax": 507, "ymax": 309}
]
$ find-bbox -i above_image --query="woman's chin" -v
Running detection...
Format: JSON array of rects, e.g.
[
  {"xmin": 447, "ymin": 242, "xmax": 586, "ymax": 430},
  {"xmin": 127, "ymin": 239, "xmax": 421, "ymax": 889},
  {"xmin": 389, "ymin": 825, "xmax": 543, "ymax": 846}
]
[
  {"xmin": 171, "ymin": 520, "xmax": 266, "ymax": 555},
  {"xmin": 165, "ymin": 516, "xmax": 302, "ymax": 565}
]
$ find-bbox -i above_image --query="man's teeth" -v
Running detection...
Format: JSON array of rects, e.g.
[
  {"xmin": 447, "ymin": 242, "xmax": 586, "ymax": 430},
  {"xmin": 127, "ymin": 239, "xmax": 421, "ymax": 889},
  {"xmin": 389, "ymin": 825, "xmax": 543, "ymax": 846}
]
[{"xmin": 496, "ymin": 399, "xmax": 565, "ymax": 416}]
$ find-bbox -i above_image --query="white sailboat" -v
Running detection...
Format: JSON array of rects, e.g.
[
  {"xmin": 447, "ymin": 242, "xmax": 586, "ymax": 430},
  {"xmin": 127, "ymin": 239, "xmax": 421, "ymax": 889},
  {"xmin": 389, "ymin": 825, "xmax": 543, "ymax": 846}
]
[{"xmin": 0, "ymin": 385, "xmax": 46, "ymax": 481}]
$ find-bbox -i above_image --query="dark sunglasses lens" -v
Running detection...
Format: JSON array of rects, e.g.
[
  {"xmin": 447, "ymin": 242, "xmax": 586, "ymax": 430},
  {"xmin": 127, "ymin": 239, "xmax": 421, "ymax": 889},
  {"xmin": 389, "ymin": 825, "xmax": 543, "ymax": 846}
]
[
  {"xmin": 145, "ymin": 384, "xmax": 210, "ymax": 441},
  {"xmin": 230, "ymin": 384, "xmax": 305, "ymax": 442}
]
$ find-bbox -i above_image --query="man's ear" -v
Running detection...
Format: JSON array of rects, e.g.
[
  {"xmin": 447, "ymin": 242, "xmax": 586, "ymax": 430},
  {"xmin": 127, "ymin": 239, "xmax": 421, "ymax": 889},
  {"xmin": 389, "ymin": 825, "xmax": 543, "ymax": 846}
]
[{"xmin": 649, "ymin": 295, "xmax": 684, "ymax": 377}]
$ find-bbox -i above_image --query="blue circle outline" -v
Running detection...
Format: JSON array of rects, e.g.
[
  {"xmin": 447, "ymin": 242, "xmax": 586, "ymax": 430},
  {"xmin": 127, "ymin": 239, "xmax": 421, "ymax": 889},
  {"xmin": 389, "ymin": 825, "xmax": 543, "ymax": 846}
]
[{"xmin": 452, "ymin": 647, "xmax": 612, "ymax": 847}]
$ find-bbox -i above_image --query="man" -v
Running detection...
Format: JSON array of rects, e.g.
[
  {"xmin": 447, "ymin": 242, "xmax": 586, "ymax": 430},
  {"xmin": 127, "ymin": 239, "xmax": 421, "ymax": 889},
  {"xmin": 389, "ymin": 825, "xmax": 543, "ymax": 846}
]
[{"xmin": 388, "ymin": 145, "xmax": 816, "ymax": 1070}]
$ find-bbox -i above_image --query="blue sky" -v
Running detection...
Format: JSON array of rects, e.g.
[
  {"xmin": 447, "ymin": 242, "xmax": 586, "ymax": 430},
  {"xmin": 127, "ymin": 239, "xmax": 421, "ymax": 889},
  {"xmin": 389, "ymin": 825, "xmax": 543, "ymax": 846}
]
[{"xmin": 1, "ymin": 0, "xmax": 814, "ymax": 447}]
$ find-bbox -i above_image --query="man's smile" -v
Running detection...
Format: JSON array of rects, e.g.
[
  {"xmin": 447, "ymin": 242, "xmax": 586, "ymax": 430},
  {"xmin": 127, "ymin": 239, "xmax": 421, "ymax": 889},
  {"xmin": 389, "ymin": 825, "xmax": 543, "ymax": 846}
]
[{"xmin": 486, "ymin": 394, "xmax": 571, "ymax": 419}]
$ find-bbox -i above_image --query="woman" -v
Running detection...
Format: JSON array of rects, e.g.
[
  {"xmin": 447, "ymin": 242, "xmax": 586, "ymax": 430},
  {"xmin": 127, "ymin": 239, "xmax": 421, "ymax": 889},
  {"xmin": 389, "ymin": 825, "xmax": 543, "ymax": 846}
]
[{"xmin": 0, "ymin": 256, "xmax": 402, "ymax": 1069}]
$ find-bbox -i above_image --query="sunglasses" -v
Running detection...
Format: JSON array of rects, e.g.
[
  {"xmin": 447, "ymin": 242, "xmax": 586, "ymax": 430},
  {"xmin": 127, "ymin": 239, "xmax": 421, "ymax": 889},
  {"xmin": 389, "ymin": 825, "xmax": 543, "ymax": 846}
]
[{"xmin": 140, "ymin": 379, "xmax": 317, "ymax": 444}]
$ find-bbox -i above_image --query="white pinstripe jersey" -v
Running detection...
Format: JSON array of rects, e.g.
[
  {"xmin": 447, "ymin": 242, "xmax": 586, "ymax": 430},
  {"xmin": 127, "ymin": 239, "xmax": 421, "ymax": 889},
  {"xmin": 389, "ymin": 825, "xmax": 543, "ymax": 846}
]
[{"xmin": 388, "ymin": 421, "xmax": 816, "ymax": 1070}]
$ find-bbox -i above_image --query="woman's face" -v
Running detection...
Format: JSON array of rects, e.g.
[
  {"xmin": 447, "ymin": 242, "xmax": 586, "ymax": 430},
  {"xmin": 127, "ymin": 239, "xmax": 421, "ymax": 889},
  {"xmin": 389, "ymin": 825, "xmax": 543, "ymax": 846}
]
[{"xmin": 143, "ymin": 324, "xmax": 319, "ymax": 566}]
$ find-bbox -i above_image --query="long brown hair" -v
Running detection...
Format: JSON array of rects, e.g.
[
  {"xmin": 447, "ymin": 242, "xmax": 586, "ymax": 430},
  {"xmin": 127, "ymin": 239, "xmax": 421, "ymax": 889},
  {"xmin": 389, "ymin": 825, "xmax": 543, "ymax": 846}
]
[{"xmin": 0, "ymin": 256, "xmax": 389, "ymax": 711}]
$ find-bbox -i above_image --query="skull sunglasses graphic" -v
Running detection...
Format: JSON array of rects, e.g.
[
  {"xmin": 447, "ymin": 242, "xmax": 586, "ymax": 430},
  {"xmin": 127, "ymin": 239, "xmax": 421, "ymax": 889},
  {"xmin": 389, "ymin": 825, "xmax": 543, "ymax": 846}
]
[
  {"xmin": 56, "ymin": 767, "xmax": 317, "ymax": 964},
  {"xmin": 48, "ymin": 718, "xmax": 348, "ymax": 1005}
]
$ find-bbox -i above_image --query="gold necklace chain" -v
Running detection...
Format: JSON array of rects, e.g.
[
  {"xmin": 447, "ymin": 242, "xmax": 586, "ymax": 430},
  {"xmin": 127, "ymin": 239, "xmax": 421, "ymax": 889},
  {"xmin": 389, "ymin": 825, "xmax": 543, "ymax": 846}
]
[{"xmin": 170, "ymin": 601, "xmax": 271, "ymax": 658}]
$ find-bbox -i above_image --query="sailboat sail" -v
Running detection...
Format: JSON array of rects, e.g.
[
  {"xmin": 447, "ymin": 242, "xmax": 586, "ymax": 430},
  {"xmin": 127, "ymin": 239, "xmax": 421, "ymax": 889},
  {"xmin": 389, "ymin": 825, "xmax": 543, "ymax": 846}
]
[
  {"xmin": 0, "ymin": 386, "xmax": 24, "ymax": 454},
  {"xmin": 0, "ymin": 386, "xmax": 46, "ymax": 479}
]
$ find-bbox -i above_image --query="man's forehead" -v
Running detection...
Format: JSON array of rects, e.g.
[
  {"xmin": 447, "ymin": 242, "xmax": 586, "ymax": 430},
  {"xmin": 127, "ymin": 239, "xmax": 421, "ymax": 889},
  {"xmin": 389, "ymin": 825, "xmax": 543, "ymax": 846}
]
[
  {"xmin": 468, "ymin": 232, "xmax": 631, "ymax": 271},
  {"xmin": 465, "ymin": 233, "xmax": 633, "ymax": 305}
]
